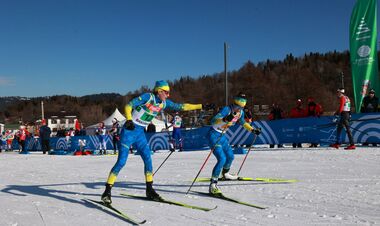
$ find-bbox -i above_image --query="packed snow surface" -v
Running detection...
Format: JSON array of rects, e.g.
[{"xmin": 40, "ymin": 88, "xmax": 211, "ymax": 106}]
[{"xmin": 1, "ymin": 147, "xmax": 379, "ymax": 226}]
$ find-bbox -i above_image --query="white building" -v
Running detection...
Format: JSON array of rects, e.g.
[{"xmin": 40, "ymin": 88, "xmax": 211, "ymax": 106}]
[{"xmin": 46, "ymin": 111, "xmax": 78, "ymax": 133}]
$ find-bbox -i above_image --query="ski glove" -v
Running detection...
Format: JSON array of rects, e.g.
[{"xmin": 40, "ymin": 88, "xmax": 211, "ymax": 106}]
[
  {"xmin": 124, "ymin": 120, "xmax": 135, "ymax": 130},
  {"xmin": 252, "ymin": 128, "xmax": 261, "ymax": 135}
]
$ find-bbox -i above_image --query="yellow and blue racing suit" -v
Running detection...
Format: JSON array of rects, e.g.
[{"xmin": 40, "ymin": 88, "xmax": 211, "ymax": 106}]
[
  {"xmin": 106, "ymin": 92, "xmax": 201, "ymax": 185},
  {"xmin": 208, "ymin": 104, "xmax": 254, "ymax": 180}
]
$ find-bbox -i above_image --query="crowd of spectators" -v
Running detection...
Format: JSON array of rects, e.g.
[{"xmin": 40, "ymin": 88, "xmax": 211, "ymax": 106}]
[{"xmin": 267, "ymin": 97, "xmax": 323, "ymax": 148}]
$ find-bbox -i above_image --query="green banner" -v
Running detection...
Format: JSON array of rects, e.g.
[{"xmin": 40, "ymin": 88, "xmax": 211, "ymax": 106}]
[{"xmin": 349, "ymin": 0, "xmax": 379, "ymax": 112}]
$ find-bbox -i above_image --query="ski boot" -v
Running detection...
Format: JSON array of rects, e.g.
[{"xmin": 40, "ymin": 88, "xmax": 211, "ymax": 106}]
[
  {"xmin": 101, "ymin": 183, "xmax": 112, "ymax": 205},
  {"xmin": 344, "ymin": 144, "xmax": 356, "ymax": 150},
  {"xmin": 221, "ymin": 168, "xmax": 238, "ymax": 180},
  {"xmin": 209, "ymin": 179, "xmax": 222, "ymax": 195},
  {"xmin": 330, "ymin": 143, "xmax": 340, "ymax": 149},
  {"xmin": 146, "ymin": 181, "xmax": 161, "ymax": 201}
]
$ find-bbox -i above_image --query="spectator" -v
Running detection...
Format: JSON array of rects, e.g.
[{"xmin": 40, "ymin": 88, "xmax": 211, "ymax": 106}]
[
  {"xmin": 64, "ymin": 128, "xmax": 75, "ymax": 151},
  {"xmin": 268, "ymin": 103, "xmax": 285, "ymax": 120},
  {"xmin": 306, "ymin": 97, "xmax": 323, "ymax": 117},
  {"xmin": 110, "ymin": 118, "xmax": 121, "ymax": 154},
  {"xmin": 39, "ymin": 119, "xmax": 51, "ymax": 154},
  {"xmin": 57, "ymin": 127, "xmax": 65, "ymax": 137},
  {"xmin": 79, "ymin": 123, "xmax": 86, "ymax": 136},
  {"xmin": 0, "ymin": 131, "xmax": 6, "ymax": 153},
  {"xmin": 361, "ymin": 89, "xmax": 379, "ymax": 113},
  {"xmin": 146, "ymin": 122, "xmax": 156, "ymax": 133},
  {"xmin": 268, "ymin": 103, "xmax": 285, "ymax": 148},
  {"xmin": 74, "ymin": 119, "xmax": 81, "ymax": 136},
  {"xmin": 172, "ymin": 112, "xmax": 183, "ymax": 152},
  {"xmin": 5, "ymin": 130, "xmax": 14, "ymax": 151},
  {"xmin": 289, "ymin": 99, "xmax": 306, "ymax": 148},
  {"xmin": 306, "ymin": 97, "xmax": 323, "ymax": 147},
  {"xmin": 361, "ymin": 89, "xmax": 378, "ymax": 147},
  {"xmin": 16, "ymin": 125, "xmax": 30, "ymax": 153},
  {"xmin": 95, "ymin": 122, "xmax": 107, "ymax": 155}
]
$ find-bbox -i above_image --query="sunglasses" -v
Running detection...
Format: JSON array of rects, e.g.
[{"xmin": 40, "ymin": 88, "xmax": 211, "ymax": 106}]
[{"xmin": 159, "ymin": 90, "xmax": 170, "ymax": 97}]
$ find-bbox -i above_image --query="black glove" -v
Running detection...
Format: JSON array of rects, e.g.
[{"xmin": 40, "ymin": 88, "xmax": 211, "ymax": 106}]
[
  {"xmin": 252, "ymin": 127, "xmax": 261, "ymax": 135},
  {"xmin": 223, "ymin": 113, "xmax": 235, "ymax": 122},
  {"xmin": 124, "ymin": 120, "xmax": 135, "ymax": 130},
  {"xmin": 204, "ymin": 103, "xmax": 215, "ymax": 111}
]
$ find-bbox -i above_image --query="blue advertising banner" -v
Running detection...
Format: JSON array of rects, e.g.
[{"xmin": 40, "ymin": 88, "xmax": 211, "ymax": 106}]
[{"xmin": 15, "ymin": 113, "xmax": 380, "ymax": 153}]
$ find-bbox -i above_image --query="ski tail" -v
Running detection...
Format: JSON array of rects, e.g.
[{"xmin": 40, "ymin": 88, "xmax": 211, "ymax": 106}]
[
  {"xmin": 191, "ymin": 191, "xmax": 266, "ymax": 209},
  {"xmin": 84, "ymin": 198, "xmax": 147, "ymax": 225},
  {"xmin": 120, "ymin": 193, "xmax": 216, "ymax": 212}
]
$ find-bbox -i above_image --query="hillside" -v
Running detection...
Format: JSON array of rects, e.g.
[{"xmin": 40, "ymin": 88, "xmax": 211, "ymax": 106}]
[{"xmin": 1, "ymin": 50, "xmax": 378, "ymax": 125}]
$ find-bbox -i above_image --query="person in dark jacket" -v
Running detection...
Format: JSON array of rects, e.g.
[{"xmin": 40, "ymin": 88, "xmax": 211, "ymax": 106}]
[
  {"xmin": 361, "ymin": 89, "xmax": 379, "ymax": 113},
  {"xmin": 361, "ymin": 89, "xmax": 379, "ymax": 147},
  {"xmin": 39, "ymin": 120, "xmax": 51, "ymax": 154},
  {"xmin": 110, "ymin": 118, "xmax": 121, "ymax": 154},
  {"xmin": 306, "ymin": 97, "xmax": 323, "ymax": 147},
  {"xmin": 268, "ymin": 103, "xmax": 284, "ymax": 148}
]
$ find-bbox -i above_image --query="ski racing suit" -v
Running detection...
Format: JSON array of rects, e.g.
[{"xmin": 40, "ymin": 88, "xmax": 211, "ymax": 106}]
[
  {"xmin": 172, "ymin": 115, "xmax": 183, "ymax": 150},
  {"xmin": 208, "ymin": 104, "xmax": 254, "ymax": 180},
  {"xmin": 335, "ymin": 94, "xmax": 354, "ymax": 145},
  {"xmin": 105, "ymin": 92, "xmax": 201, "ymax": 185}
]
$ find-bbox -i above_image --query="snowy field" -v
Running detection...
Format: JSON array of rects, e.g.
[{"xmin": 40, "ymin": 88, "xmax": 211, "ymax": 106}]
[{"xmin": 1, "ymin": 147, "xmax": 380, "ymax": 226}]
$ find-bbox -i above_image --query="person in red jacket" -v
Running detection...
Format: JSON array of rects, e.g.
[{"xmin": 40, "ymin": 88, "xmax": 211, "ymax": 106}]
[
  {"xmin": 306, "ymin": 97, "xmax": 323, "ymax": 117},
  {"xmin": 330, "ymin": 88, "xmax": 355, "ymax": 150},
  {"xmin": 16, "ymin": 125, "xmax": 30, "ymax": 153},
  {"xmin": 289, "ymin": 99, "xmax": 306, "ymax": 148},
  {"xmin": 289, "ymin": 99, "xmax": 306, "ymax": 118}
]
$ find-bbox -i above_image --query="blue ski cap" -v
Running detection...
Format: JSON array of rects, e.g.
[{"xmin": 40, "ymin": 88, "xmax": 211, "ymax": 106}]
[{"xmin": 154, "ymin": 80, "xmax": 170, "ymax": 92}]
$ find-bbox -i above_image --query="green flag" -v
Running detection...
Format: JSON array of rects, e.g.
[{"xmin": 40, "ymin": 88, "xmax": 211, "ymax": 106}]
[{"xmin": 349, "ymin": 0, "xmax": 379, "ymax": 112}]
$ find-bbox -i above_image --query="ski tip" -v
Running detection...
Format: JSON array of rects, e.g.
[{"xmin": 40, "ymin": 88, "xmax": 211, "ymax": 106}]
[
  {"xmin": 139, "ymin": 220, "xmax": 147, "ymax": 225},
  {"xmin": 205, "ymin": 205, "xmax": 218, "ymax": 211}
]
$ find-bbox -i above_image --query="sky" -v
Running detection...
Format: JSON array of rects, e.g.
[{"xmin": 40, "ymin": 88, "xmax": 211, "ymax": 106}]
[{"xmin": 0, "ymin": 0, "xmax": 372, "ymax": 97}]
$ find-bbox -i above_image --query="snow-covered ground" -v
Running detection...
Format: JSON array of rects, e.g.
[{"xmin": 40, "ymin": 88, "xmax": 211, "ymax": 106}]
[{"xmin": 1, "ymin": 147, "xmax": 379, "ymax": 226}]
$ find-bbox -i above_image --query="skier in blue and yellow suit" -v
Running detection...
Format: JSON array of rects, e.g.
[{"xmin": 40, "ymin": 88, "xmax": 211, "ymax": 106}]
[
  {"xmin": 208, "ymin": 92, "xmax": 261, "ymax": 195},
  {"xmin": 101, "ymin": 80, "xmax": 203, "ymax": 203}
]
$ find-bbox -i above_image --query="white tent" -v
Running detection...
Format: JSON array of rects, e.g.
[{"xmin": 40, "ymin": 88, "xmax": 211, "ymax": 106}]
[
  {"xmin": 87, "ymin": 108, "xmax": 126, "ymax": 129},
  {"xmin": 102, "ymin": 108, "xmax": 126, "ymax": 126}
]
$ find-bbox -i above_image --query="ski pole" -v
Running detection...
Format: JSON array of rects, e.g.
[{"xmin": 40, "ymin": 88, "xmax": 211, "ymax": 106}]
[
  {"xmin": 155, "ymin": 110, "xmax": 206, "ymax": 176},
  {"xmin": 153, "ymin": 150, "xmax": 174, "ymax": 176},
  {"xmin": 186, "ymin": 128, "xmax": 226, "ymax": 195},
  {"xmin": 348, "ymin": 125, "xmax": 369, "ymax": 136},
  {"xmin": 350, "ymin": 116, "xmax": 380, "ymax": 122},
  {"xmin": 153, "ymin": 111, "xmax": 174, "ymax": 176},
  {"xmin": 237, "ymin": 134, "xmax": 258, "ymax": 175}
]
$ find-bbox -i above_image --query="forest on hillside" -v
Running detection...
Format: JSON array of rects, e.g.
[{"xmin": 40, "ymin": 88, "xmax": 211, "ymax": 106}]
[{"xmin": 1, "ymin": 50, "xmax": 378, "ymax": 126}]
